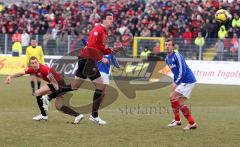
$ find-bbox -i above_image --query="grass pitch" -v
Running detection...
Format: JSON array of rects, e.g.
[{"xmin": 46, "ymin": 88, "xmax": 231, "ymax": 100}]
[{"xmin": 0, "ymin": 76, "xmax": 240, "ymax": 147}]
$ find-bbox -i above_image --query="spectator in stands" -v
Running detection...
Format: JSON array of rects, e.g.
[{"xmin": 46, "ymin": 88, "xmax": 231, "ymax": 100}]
[
  {"xmin": 11, "ymin": 30, "xmax": 22, "ymax": 56},
  {"xmin": 206, "ymin": 19, "xmax": 218, "ymax": 38},
  {"xmin": 231, "ymin": 13, "xmax": 240, "ymax": 29},
  {"xmin": 0, "ymin": 0, "xmax": 239, "ymax": 59},
  {"xmin": 215, "ymin": 39, "xmax": 224, "ymax": 61},
  {"xmin": 230, "ymin": 33, "xmax": 239, "ymax": 60},
  {"xmin": 227, "ymin": 27, "xmax": 234, "ymax": 38},
  {"xmin": 151, "ymin": 25, "xmax": 161, "ymax": 37},
  {"xmin": 51, "ymin": 25, "xmax": 59, "ymax": 40},
  {"xmin": 152, "ymin": 42, "xmax": 161, "ymax": 54},
  {"xmin": 182, "ymin": 28, "xmax": 193, "ymax": 58},
  {"xmin": 12, "ymin": 30, "xmax": 22, "ymax": 42},
  {"xmin": 43, "ymin": 31, "xmax": 52, "ymax": 55},
  {"xmin": 12, "ymin": 41, "xmax": 22, "ymax": 56},
  {"xmin": 223, "ymin": 38, "xmax": 232, "ymax": 60},
  {"xmin": 194, "ymin": 32, "xmax": 205, "ymax": 60},
  {"xmin": 0, "ymin": 3, "xmax": 4, "ymax": 12},
  {"xmin": 218, "ymin": 25, "xmax": 227, "ymax": 39},
  {"xmin": 140, "ymin": 27, "xmax": 151, "ymax": 37},
  {"xmin": 21, "ymin": 30, "xmax": 30, "ymax": 54},
  {"xmin": 1, "ymin": 26, "xmax": 7, "ymax": 34},
  {"xmin": 0, "ymin": 0, "xmax": 236, "ymax": 40},
  {"xmin": 140, "ymin": 47, "xmax": 151, "ymax": 60},
  {"xmin": 182, "ymin": 28, "xmax": 193, "ymax": 44},
  {"xmin": 129, "ymin": 24, "xmax": 137, "ymax": 36},
  {"xmin": 89, "ymin": 9, "xmax": 101, "ymax": 24}
]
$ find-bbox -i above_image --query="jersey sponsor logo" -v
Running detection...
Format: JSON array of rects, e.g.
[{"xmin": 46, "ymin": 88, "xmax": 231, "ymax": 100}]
[
  {"xmin": 168, "ymin": 64, "xmax": 176, "ymax": 69},
  {"xmin": 94, "ymin": 31, "xmax": 98, "ymax": 36}
]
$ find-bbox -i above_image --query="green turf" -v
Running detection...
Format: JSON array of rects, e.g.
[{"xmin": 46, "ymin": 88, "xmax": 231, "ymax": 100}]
[{"xmin": 0, "ymin": 76, "xmax": 240, "ymax": 147}]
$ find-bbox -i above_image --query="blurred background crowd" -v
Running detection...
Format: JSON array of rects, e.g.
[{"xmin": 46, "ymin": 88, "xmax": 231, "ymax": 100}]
[{"xmin": 0, "ymin": 0, "xmax": 239, "ymax": 61}]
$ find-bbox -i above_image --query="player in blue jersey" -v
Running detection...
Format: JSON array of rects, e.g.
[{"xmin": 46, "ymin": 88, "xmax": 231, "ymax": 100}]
[
  {"xmin": 98, "ymin": 54, "xmax": 120, "ymax": 85},
  {"xmin": 165, "ymin": 38, "xmax": 197, "ymax": 130},
  {"xmin": 83, "ymin": 37, "xmax": 120, "ymax": 86}
]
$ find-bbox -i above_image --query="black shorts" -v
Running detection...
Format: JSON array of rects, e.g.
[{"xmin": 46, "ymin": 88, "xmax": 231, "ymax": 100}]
[
  {"xmin": 47, "ymin": 80, "xmax": 66, "ymax": 93},
  {"xmin": 75, "ymin": 57, "xmax": 101, "ymax": 81}
]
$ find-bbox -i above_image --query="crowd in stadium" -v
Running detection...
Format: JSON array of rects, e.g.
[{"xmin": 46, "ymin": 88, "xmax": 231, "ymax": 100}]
[
  {"xmin": 0, "ymin": 0, "xmax": 239, "ymax": 37},
  {"xmin": 0, "ymin": 0, "xmax": 239, "ymax": 60}
]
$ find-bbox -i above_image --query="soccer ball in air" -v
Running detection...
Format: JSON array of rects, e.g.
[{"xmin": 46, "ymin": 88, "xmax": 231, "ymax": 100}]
[{"xmin": 215, "ymin": 9, "xmax": 231, "ymax": 23}]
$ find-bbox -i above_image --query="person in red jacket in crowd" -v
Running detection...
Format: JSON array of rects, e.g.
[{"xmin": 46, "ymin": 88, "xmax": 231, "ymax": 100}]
[{"xmin": 182, "ymin": 28, "xmax": 193, "ymax": 58}]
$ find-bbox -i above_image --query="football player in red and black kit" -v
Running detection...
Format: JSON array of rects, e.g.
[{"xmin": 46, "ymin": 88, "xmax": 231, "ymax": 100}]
[
  {"xmin": 5, "ymin": 56, "xmax": 84, "ymax": 123},
  {"xmin": 43, "ymin": 12, "xmax": 122, "ymax": 125}
]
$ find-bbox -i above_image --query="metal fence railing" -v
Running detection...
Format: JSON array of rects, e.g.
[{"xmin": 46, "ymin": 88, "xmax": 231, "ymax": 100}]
[
  {"xmin": 0, "ymin": 34, "xmax": 240, "ymax": 61},
  {"xmin": 134, "ymin": 37, "xmax": 240, "ymax": 61}
]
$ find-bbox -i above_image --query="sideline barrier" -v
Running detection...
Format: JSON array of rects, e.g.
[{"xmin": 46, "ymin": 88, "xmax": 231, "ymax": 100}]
[
  {"xmin": 1, "ymin": 55, "xmax": 240, "ymax": 85},
  {"xmin": 162, "ymin": 60, "xmax": 240, "ymax": 85},
  {"xmin": 187, "ymin": 60, "xmax": 240, "ymax": 85},
  {"xmin": 0, "ymin": 56, "xmax": 25, "ymax": 75}
]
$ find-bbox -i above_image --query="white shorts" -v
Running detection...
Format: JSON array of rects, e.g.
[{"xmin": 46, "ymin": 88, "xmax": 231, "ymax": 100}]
[
  {"xmin": 100, "ymin": 72, "xmax": 110, "ymax": 85},
  {"xmin": 175, "ymin": 83, "xmax": 196, "ymax": 98}
]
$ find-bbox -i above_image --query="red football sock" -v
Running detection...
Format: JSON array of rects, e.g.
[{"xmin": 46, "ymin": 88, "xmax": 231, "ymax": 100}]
[
  {"xmin": 170, "ymin": 99, "xmax": 181, "ymax": 121},
  {"xmin": 180, "ymin": 105, "xmax": 195, "ymax": 124}
]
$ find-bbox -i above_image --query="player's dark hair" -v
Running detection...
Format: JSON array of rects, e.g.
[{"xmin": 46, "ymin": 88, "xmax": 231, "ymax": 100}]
[
  {"xmin": 165, "ymin": 38, "xmax": 175, "ymax": 46},
  {"xmin": 101, "ymin": 12, "xmax": 113, "ymax": 20}
]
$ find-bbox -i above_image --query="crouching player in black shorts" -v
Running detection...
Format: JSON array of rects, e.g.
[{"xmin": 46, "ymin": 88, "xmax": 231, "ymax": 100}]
[{"xmin": 5, "ymin": 56, "xmax": 84, "ymax": 123}]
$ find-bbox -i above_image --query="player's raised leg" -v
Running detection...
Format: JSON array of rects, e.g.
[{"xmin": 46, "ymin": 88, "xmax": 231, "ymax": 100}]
[
  {"xmin": 41, "ymin": 77, "xmax": 85, "ymax": 105},
  {"xmin": 55, "ymin": 96, "xmax": 84, "ymax": 124}
]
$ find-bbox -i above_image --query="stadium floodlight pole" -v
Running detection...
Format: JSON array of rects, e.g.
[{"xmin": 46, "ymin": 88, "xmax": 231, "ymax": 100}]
[
  {"xmin": 67, "ymin": 35, "xmax": 71, "ymax": 54},
  {"xmin": 4, "ymin": 34, "xmax": 8, "ymax": 54}
]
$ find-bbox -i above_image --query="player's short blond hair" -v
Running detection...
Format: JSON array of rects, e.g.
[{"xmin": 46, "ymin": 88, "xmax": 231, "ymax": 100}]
[{"xmin": 29, "ymin": 56, "xmax": 38, "ymax": 64}]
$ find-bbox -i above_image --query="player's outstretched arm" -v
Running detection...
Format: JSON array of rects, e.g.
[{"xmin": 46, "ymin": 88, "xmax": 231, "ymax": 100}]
[{"xmin": 5, "ymin": 71, "xmax": 26, "ymax": 84}]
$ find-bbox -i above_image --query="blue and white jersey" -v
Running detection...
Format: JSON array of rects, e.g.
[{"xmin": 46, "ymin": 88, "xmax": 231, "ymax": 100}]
[
  {"xmin": 165, "ymin": 51, "xmax": 196, "ymax": 85},
  {"xmin": 82, "ymin": 38, "xmax": 120, "ymax": 75},
  {"xmin": 97, "ymin": 54, "xmax": 120, "ymax": 74},
  {"xmin": 98, "ymin": 54, "xmax": 112, "ymax": 74}
]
